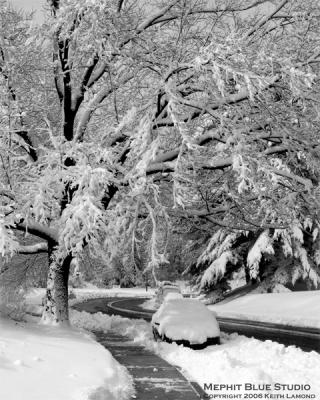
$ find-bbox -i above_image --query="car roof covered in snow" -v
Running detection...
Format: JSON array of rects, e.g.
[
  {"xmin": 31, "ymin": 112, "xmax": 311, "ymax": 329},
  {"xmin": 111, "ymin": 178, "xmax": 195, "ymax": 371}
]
[{"xmin": 152, "ymin": 298, "xmax": 220, "ymax": 344}]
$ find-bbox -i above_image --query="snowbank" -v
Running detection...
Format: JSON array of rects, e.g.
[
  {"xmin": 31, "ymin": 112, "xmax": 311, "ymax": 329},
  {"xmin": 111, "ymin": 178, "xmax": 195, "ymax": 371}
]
[
  {"xmin": 70, "ymin": 310, "xmax": 320, "ymax": 397},
  {"xmin": 140, "ymin": 297, "xmax": 158, "ymax": 310},
  {"xmin": 0, "ymin": 317, "xmax": 134, "ymax": 400},
  {"xmin": 72, "ymin": 287, "xmax": 154, "ymax": 301},
  {"xmin": 210, "ymin": 290, "xmax": 320, "ymax": 328},
  {"xmin": 152, "ymin": 298, "xmax": 220, "ymax": 343}
]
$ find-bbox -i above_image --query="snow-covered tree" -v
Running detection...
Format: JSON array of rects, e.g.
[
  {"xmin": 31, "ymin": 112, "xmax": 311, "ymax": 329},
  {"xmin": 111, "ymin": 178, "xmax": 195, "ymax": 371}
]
[
  {"xmin": 1, "ymin": 0, "xmax": 320, "ymax": 324},
  {"xmin": 196, "ymin": 220, "xmax": 320, "ymax": 300}
]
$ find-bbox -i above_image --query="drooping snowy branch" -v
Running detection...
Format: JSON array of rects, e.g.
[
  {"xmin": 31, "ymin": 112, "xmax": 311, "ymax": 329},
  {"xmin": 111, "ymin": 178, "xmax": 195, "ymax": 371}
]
[{"xmin": 16, "ymin": 242, "xmax": 48, "ymax": 254}]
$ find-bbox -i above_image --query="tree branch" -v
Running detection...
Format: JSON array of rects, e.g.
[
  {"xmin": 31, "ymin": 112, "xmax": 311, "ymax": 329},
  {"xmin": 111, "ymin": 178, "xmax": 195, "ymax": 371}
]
[
  {"xmin": 16, "ymin": 242, "xmax": 48, "ymax": 254},
  {"xmin": 0, "ymin": 189, "xmax": 15, "ymax": 201},
  {"xmin": 155, "ymin": 75, "xmax": 280, "ymax": 128},
  {"xmin": 117, "ymin": 0, "xmax": 125, "ymax": 13},
  {"xmin": 153, "ymin": 1, "xmax": 270, "ymax": 25},
  {"xmin": 146, "ymin": 153, "xmax": 312, "ymax": 189},
  {"xmin": 73, "ymin": 53, "xmax": 99, "ymax": 114},
  {"xmin": 0, "ymin": 49, "xmax": 38, "ymax": 162},
  {"xmin": 136, "ymin": 1, "xmax": 180, "ymax": 33},
  {"xmin": 13, "ymin": 218, "xmax": 59, "ymax": 244},
  {"xmin": 59, "ymin": 37, "xmax": 74, "ymax": 140},
  {"xmin": 245, "ymin": 0, "xmax": 290, "ymax": 38},
  {"xmin": 150, "ymin": 123, "xmax": 273, "ymax": 166},
  {"xmin": 87, "ymin": 62, "xmax": 107, "ymax": 88},
  {"xmin": 13, "ymin": 130, "xmax": 38, "ymax": 162},
  {"xmin": 74, "ymin": 74, "xmax": 134, "ymax": 142},
  {"xmin": 53, "ymin": 31, "xmax": 64, "ymax": 104},
  {"xmin": 48, "ymin": 0, "xmax": 60, "ymax": 17}
]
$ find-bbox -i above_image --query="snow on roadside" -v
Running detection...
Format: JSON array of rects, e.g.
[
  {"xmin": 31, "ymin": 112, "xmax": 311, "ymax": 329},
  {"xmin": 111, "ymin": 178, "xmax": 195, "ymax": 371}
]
[
  {"xmin": 70, "ymin": 310, "xmax": 320, "ymax": 397},
  {"xmin": 72, "ymin": 287, "xmax": 154, "ymax": 302},
  {"xmin": 0, "ymin": 317, "xmax": 134, "ymax": 400},
  {"xmin": 140, "ymin": 297, "xmax": 157, "ymax": 311},
  {"xmin": 209, "ymin": 290, "xmax": 320, "ymax": 328}
]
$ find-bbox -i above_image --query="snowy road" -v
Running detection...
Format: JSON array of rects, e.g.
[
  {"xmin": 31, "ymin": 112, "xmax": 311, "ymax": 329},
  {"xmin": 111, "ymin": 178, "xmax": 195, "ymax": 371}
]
[{"xmin": 74, "ymin": 297, "xmax": 320, "ymax": 353}]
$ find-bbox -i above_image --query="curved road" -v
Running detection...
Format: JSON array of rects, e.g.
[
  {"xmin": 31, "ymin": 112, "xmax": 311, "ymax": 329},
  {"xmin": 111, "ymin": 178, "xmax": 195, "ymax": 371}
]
[{"xmin": 74, "ymin": 297, "xmax": 320, "ymax": 353}]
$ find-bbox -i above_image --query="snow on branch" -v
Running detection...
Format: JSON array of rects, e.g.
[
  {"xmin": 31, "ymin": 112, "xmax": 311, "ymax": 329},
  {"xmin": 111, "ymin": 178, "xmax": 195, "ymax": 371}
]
[
  {"xmin": 16, "ymin": 242, "xmax": 48, "ymax": 254},
  {"xmin": 197, "ymin": 230, "xmax": 241, "ymax": 288},
  {"xmin": 0, "ymin": 218, "xmax": 19, "ymax": 258},
  {"xmin": 200, "ymin": 251, "xmax": 238, "ymax": 288},
  {"xmin": 14, "ymin": 218, "xmax": 59, "ymax": 244},
  {"xmin": 59, "ymin": 165, "xmax": 118, "ymax": 256},
  {"xmin": 136, "ymin": 1, "xmax": 180, "ymax": 32},
  {"xmin": 246, "ymin": 0, "xmax": 290, "ymax": 38},
  {"xmin": 74, "ymin": 74, "xmax": 134, "ymax": 142},
  {"xmin": 247, "ymin": 230, "xmax": 274, "ymax": 279}
]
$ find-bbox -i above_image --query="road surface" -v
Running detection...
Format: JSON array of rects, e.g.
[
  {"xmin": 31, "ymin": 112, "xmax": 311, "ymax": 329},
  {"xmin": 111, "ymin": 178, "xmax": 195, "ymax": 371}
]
[{"xmin": 74, "ymin": 297, "xmax": 320, "ymax": 353}]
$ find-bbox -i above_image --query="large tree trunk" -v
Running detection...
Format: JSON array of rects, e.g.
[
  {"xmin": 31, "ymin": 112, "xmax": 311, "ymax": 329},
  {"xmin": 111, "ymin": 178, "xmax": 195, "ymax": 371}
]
[{"xmin": 41, "ymin": 245, "xmax": 72, "ymax": 325}]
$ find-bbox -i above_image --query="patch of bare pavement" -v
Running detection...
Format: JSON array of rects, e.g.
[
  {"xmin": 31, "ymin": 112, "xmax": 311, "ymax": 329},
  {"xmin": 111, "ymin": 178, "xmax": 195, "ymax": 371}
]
[
  {"xmin": 94, "ymin": 330, "xmax": 204, "ymax": 399},
  {"xmin": 74, "ymin": 300, "xmax": 205, "ymax": 399}
]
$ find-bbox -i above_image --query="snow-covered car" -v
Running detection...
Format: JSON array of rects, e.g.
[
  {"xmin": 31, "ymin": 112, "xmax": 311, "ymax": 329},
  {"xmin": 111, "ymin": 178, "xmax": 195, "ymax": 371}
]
[
  {"xmin": 151, "ymin": 295, "xmax": 220, "ymax": 349},
  {"xmin": 154, "ymin": 282, "xmax": 181, "ymax": 308}
]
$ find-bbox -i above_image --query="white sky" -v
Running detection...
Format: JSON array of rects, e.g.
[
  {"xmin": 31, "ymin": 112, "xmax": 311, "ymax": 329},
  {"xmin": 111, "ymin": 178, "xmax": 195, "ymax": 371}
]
[
  {"xmin": 8, "ymin": 0, "xmax": 274, "ymax": 22},
  {"xmin": 8, "ymin": 0, "xmax": 46, "ymax": 20}
]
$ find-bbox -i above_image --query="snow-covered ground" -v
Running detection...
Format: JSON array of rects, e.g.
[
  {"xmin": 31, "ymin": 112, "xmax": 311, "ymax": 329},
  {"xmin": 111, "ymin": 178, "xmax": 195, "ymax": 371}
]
[
  {"xmin": 0, "ymin": 287, "xmax": 154, "ymax": 400},
  {"xmin": 209, "ymin": 290, "xmax": 320, "ymax": 328},
  {"xmin": 71, "ymin": 309, "xmax": 320, "ymax": 398},
  {"xmin": 5, "ymin": 287, "xmax": 320, "ymax": 399},
  {"xmin": 0, "ymin": 317, "xmax": 134, "ymax": 400}
]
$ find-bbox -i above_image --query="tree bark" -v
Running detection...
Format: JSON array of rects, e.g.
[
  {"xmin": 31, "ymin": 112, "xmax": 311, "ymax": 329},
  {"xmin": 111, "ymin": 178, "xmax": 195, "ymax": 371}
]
[{"xmin": 41, "ymin": 245, "xmax": 72, "ymax": 325}]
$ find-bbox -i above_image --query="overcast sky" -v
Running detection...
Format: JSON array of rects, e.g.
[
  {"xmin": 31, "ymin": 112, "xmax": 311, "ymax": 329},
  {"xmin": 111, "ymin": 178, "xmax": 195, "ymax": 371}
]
[
  {"xmin": 9, "ymin": 0, "xmax": 45, "ymax": 20},
  {"xmin": 8, "ymin": 0, "xmax": 273, "ymax": 22}
]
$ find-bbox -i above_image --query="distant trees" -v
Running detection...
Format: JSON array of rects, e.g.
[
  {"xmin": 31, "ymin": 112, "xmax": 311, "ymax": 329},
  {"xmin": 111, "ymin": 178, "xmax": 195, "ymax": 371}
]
[{"xmin": 1, "ymin": 0, "xmax": 320, "ymax": 323}]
